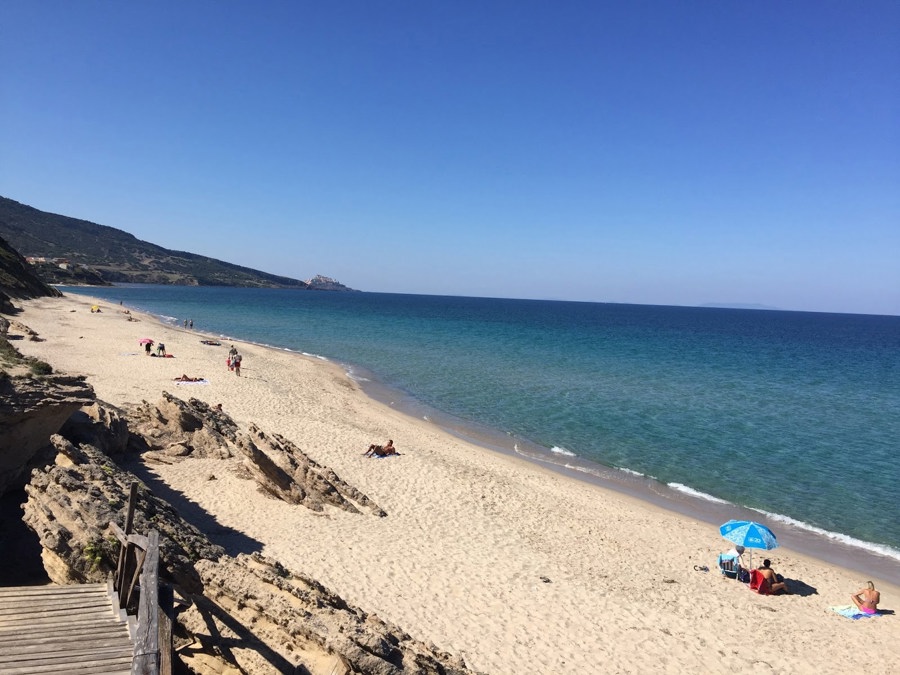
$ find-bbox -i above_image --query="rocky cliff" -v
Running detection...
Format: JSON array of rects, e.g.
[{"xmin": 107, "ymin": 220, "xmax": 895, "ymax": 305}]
[
  {"xmin": 0, "ymin": 234, "xmax": 61, "ymax": 313},
  {"xmin": 0, "ymin": 374, "xmax": 95, "ymax": 495}
]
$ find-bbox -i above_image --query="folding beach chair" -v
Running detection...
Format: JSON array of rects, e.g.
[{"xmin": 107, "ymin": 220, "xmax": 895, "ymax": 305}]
[{"xmin": 717, "ymin": 553, "xmax": 740, "ymax": 579}]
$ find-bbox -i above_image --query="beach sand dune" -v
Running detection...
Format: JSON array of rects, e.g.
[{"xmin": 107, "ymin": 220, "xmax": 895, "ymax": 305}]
[{"xmin": 14, "ymin": 294, "xmax": 899, "ymax": 674}]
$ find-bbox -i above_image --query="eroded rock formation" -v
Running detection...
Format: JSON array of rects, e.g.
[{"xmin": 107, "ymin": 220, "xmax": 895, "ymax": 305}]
[
  {"xmin": 125, "ymin": 393, "xmax": 386, "ymax": 517},
  {"xmin": 237, "ymin": 424, "xmax": 387, "ymax": 517},
  {"xmin": 125, "ymin": 392, "xmax": 239, "ymax": 460},
  {"xmin": 0, "ymin": 373, "xmax": 95, "ymax": 495},
  {"xmin": 187, "ymin": 553, "xmax": 475, "ymax": 675},
  {"xmin": 23, "ymin": 437, "xmax": 221, "ymax": 592}
]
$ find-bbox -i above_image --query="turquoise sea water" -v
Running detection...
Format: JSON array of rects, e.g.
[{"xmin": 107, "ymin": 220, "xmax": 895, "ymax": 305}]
[{"xmin": 62, "ymin": 286, "xmax": 900, "ymax": 568}]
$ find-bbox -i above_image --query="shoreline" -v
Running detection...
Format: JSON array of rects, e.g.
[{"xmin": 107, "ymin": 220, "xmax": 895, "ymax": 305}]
[
  {"xmin": 161, "ymin": 301, "xmax": 900, "ymax": 586},
  {"xmin": 13, "ymin": 292, "xmax": 900, "ymax": 673},
  {"xmin": 59, "ymin": 284, "xmax": 900, "ymax": 576},
  {"xmin": 58, "ymin": 286, "xmax": 900, "ymax": 580}
]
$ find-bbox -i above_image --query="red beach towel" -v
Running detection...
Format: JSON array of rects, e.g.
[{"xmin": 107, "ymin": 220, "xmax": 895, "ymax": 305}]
[{"xmin": 749, "ymin": 569, "xmax": 771, "ymax": 595}]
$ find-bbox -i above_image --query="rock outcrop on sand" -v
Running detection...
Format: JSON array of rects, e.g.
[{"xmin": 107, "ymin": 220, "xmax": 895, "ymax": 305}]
[
  {"xmin": 125, "ymin": 392, "xmax": 241, "ymax": 460},
  {"xmin": 237, "ymin": 424, "xmax": 387, "ymax": 516},
  {"xmin": 188, "ymin": 554, "xmax": 472, "ymax": 675},
  {"xmin": 125, "ymin": 392, "xmax": 386, "ymax": 516}
]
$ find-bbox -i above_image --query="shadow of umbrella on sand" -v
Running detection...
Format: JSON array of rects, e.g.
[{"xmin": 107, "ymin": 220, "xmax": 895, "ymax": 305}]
[{"xmin": 720, "ymin": 520, "xmax": 779, "ymax": 570}]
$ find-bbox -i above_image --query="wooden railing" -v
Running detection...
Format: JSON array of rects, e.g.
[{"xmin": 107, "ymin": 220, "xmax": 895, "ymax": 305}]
[{"xmin": 110, "ymin": 482, "xmax": 173, "ymax": 675}]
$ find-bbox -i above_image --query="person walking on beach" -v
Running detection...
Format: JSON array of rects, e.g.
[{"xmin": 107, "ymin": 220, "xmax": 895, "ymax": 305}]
[
  {"xmin": 189, "ymin": 319, "xmax": 193, "ymax": 329},
  {"xmin": 183, "ymin": 319, "xmax": 188, "ymax": 328},
  {"xmin": 851, "ymin": 581, "xmax": 880, "ymax": 614},
  {"xmin": 232, "ymin": 352, "xmax": 242, "ymax": 376}
]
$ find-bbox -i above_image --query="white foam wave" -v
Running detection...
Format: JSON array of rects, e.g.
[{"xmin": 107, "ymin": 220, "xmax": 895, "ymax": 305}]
[
  {"xmin": 749, "ymin": 508, "xmax": 900, "ymax": 563},
  {"xmin": 345, "ymin": 368, "xmax": 370, "ymax": 383},
  {"xmin": 619, "ymin": 468, "xmax": 645, "ymax": 478},
  {"xmin": 668, "ymin": 483, "xmax": 730, "ymax": 504},
  {"xmin": 550, "ymin": 446, "xmax": 576, "ymax": 457},
  {"xmin": 560, "ymin": 463, "xmax": 604, "ymax": 478}
]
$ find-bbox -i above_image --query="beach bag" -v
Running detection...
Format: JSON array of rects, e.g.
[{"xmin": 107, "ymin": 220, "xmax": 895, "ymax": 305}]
[{"xmin": 738, "ymin": 568, "xmax": 751, "ymax": 583}]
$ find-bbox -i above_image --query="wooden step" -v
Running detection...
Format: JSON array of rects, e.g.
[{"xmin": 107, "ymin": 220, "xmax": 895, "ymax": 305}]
[{"xmin": 0, "ymin": 584, "xmax": 133, "ymax": 675}]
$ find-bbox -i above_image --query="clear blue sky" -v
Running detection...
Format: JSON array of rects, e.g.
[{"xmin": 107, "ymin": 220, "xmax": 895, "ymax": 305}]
[{"xmin": 2, "ymin": 2, "xmax": 897, "ymax": 315}]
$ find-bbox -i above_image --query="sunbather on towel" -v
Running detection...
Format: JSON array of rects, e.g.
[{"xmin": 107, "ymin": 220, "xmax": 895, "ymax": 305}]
[
  {"xmin": 364, "ymin": 440, "xmax": 399, "ymax": 457},
  {"xmin": 851, "ymin": 581, "xmax": 880, "ymax": 614},
  {"xmin": 174, "ymin": 374, "xmax": 205, "ymax": 382},
  {"xmin": 758, "ymin": 559, "xmax": 790, "ymax": 594}
]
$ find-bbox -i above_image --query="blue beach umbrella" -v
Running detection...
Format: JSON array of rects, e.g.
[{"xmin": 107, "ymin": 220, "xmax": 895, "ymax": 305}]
[{"xmin": 719, "ymin": 520, "xmax": 779, "ymax": 569}]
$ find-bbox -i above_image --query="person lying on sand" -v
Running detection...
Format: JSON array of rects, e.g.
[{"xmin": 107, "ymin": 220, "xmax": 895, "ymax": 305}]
[
  {"xmin": 758, "ymin": 559, "xmax": 790, "ymax": 594},
  {"xmin": 174, "ymin": 374, "xmax": 205, "ymax": 382},
  {"xmin": 364, "ymin": 439, "xmax": 399, "ymax": 457},
  {"xmin": 851, "ymin": 581, "xmax": 880, "ymax": 614}
]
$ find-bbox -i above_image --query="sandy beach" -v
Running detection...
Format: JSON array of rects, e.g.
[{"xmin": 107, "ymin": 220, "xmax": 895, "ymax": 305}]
[{"xmin": 13, "ymin": 293, "xmax": 899, "ymax": 674}]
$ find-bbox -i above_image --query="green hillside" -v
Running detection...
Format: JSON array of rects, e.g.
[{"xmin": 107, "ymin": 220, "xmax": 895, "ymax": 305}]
[{"xmin": 0, "ymin": 196, "xmax": 320, "ymax": 289}]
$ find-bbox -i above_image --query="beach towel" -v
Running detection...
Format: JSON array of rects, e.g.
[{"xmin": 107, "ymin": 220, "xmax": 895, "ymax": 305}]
[
  {"xmin": 830, "ymin": 605, "xmax": 880, "ymax": 620},
  {"xmin": 175, "ymin": 379, "xmax": 209, "ymax": 385},
  {"xmin": 749, "ymin": 569, "xmax": 771, "ymax": 595}
]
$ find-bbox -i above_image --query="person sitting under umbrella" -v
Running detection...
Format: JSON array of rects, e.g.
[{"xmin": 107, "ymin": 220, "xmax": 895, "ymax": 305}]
[
  {"xmin": 719, "ymin": 545, "xmax": 748, "ymax": 580},
  {"xmin": 757, "ymin": 559, "xmax": 790, "ymax": 594},
  {"xmin": 727, "ymin": 545, "xmax": 746, "ymax": 567}
]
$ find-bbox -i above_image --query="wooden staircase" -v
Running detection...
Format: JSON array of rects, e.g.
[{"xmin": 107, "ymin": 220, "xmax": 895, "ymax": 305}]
[
  {"xmin": 0, "ymin": 483, "xmax": 172, "ymax": 674},
  {"xmin": 0, "ymin": 583, "xmax": 133, "ymax": 674}
]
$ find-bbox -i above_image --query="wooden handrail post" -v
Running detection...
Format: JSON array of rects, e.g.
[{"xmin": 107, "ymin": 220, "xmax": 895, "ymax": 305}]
[
  {"xmin": 109, "ymin": 482, "xmax": 170, "ymax": 675},
  {"xmin": 158, "ymin": 584, "xmax": 174, "ymax": 675},
  {"xmin": 131, "ymin": 529, "xmax": 160, "ymax": 675},
  {"xmin": 115, "ymin": 482, "xmax": 139, "ymax": 609}
]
